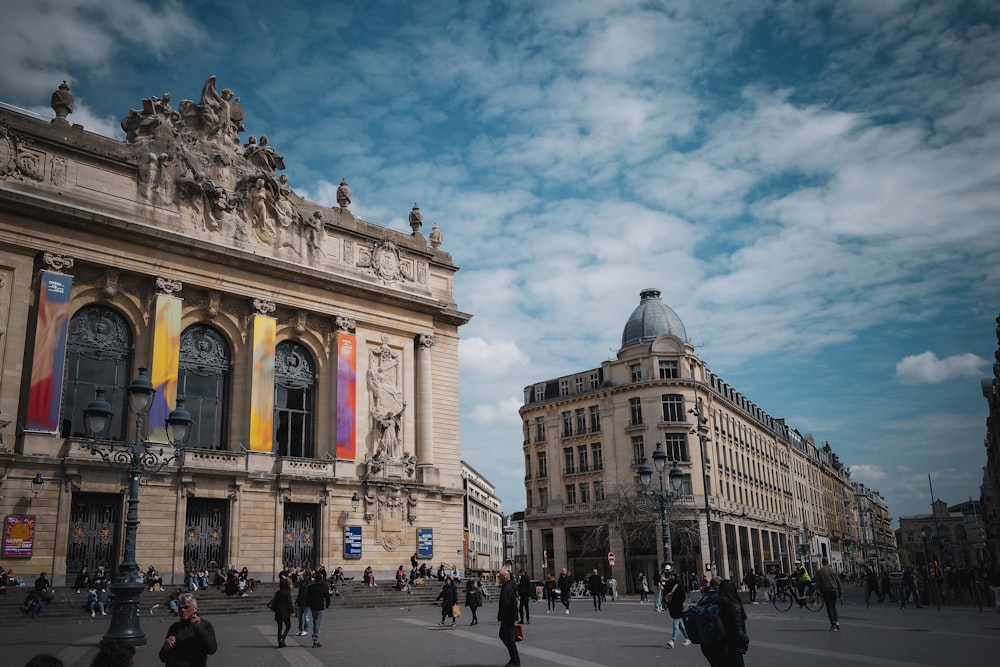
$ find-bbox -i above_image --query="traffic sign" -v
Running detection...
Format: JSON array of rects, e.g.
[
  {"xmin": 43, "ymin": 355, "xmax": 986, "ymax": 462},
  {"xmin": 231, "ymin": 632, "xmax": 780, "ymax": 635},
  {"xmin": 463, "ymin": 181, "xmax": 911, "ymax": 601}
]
[{"xmin": 608, "ymin": 552, "xmax": 616, "ymax": 565}]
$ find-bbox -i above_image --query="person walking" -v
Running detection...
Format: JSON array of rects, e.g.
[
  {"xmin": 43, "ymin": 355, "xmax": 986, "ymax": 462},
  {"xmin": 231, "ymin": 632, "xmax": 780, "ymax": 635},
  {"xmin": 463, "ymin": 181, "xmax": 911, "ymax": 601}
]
[
  {"xmin": 588, "ymin": 569, "xmax": 604, "ymax": 611},
  {"xmin": 305, "ymin": 571, "xmax": 331, "ymax": 648},
  {"xmin": 295, "ymin": 569, "xmax": 312, "ymax": 636},
  {"xmin": 269, "ymin": 577, "xmax": 294, "ymax": 648},
  {"xmin": 698, "ymin": 578, "xmax": 749, "ymax": 667},
  {"xmin": 158, "ymin": 594, "xmax": 217, "ymax": 667},
  {"xmin": 436, "ymin": 575, "xmax": 458, "ymax": 626},
  {"xmin": 864, "ymin": 565, "xmax": 879, "ymax": 606},
  {"xmin": 664, "ymin": 569, "xmax": 691, "ymax": 648},
  {"xmin": 497, "ymin": 569, "xmax": 521, "ymax": 667},
  {"xmin": 638, "ymin": 572, "xmax": 649, "ymax": 603},
  {"xmin": 466, "ymin": 579, "xmax": 484, "ymax": 625},
  {"xmin": 743, "ymin": 570, "xmax": 758, "ymax": 604},
  {"xmin": 814, "ymin": 557, "xmax": 842, "ymax": 631},
  {"xmin": 557, "ymin": 567, "xmax": 573, "ymax": 614},
  {"xmin": 517, "ymin": 569, "xmax": 534, "ymax": 623},
  {"xmin": 545, "ymin": 572, "xmax": 557, "ymax": 613}
]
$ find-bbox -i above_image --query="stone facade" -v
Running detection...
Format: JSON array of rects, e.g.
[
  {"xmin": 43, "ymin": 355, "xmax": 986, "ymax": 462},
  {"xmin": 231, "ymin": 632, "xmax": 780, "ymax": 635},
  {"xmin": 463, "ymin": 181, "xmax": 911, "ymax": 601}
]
[{"xmin": 0, "ymin": 80, "xmax": 470, "ymax": 585}]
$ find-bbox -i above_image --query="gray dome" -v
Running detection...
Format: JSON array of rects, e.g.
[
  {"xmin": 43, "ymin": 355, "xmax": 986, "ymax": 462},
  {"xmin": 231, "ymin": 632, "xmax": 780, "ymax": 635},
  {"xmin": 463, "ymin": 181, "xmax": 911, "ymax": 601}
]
[{"xmin": 621, "ymin": 289, "xmax": 687, "ymax": 348}]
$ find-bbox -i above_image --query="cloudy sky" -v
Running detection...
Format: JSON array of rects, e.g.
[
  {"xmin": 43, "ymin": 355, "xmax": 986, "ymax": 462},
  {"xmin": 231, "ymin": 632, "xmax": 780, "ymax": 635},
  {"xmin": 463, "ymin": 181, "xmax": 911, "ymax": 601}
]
[{"xmin": 3, "ymin": 0, "xmax": 998, "ymax": 523}]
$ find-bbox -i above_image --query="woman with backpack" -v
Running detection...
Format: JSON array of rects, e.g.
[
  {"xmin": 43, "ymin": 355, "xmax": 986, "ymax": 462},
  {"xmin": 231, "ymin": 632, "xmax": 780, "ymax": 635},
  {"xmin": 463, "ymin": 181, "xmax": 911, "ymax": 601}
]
[{"xmin": 697, "ymin": 578, "xmax": 749, "ymax": 667}]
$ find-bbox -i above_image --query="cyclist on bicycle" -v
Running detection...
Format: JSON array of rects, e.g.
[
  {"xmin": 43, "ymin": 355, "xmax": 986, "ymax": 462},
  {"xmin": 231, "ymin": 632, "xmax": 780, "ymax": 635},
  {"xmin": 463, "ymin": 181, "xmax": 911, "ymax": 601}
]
[{"xmin": 792, "ymin": 560, "xmax": 812, "ymax": 607}]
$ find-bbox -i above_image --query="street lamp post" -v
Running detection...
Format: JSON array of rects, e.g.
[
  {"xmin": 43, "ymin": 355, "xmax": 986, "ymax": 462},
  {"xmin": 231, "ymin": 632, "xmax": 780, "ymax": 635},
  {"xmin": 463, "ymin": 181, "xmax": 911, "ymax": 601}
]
[
  {"xmin": 83, "ymin": 367, "xmax": 193, "ymax": 646},
  {"xmin": 637, "ymin": 442, "xmax": 686, "ymax": 568},
  {"xmin": 690, "ymin": 397, "xmax": 717, "ymax": 576}
]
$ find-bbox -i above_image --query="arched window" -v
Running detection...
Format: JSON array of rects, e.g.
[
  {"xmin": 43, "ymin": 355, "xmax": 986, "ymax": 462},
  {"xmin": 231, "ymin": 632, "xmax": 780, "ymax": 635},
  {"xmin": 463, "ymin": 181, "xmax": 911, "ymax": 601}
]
[
  {"xmin": 60, "ymin": 305, "xmax": 133, "ymax": 440},
  {"xmin": 274, "ymin": 340, "xmax": 315, "ymax": 458},
  {"xmin": 178, "ymin": 324, "xmax": 231, "ymax": 449}
]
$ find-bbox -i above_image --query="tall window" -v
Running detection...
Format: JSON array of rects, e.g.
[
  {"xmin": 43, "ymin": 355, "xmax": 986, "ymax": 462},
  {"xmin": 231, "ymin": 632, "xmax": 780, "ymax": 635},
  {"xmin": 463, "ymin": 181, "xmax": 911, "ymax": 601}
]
[
  {"xmin": 576, "ymin": 445, "xmax": 588, "ymax": 472},
  {"xmin": 565, "ymin": 484, "xmax": 577, "ymax": 505},
  {"xmin": 631, "ymin": 435, "xmax": 645, "ymax": 465},
  {"xmin": 575, "ymin": 377, "xmax": 584, "ymax": 393},
  {"xmin": 562, "ymin": 411, "xmax": 573, "ymax": 437},
  {"xmin": 534, "ymin": 385, "xmax": 545, "ymax": 402},
  {"xmin": 589, "ymin": 372, "xmax": 599, "ymax": 389},
  {"xmin": 178, "ymin": 324, "xmax": 230, "ymax": 449},
  {"xmin": 538, "ymin": 487, "xmax": 548, "ymax": 507},
  {"xmin": 664, "ymin": 433, "xmax": 689, "ymax": 462},
  {"xmin": 524, "ymin": 454, "xmax": 531, "ymax": 479},
  {"xmin": 563, "ymin": 447, "xmax": 575, "ymax": 474},
  {"xmin": 630, "ymin": 363, "xmax": 642, "ymax": 382},
  {"xmin": 629, "ymin": 397, "xmax": 643, "ymax": 425},
  {"xmin": 559, "ymin": 379, "xmax": 568, "ymax": 396},
  {"xmin": 591, "ymin": 443, "xmax": 603, "ymax": 470},
  {"xmin": 661, "ymin": 394, "xmax": 685, "ymax": 422},
  {"xmin": 579, "ymin": 482, "xmax": 590, "ymax": 503},
  {"xmin": 534, "ymin": 417, "xmax": 546, "ymax": 442},
  {"xmin": 537, "ymin": 452, "xmax": 548, "ymax": 478},
  {"xmin": 575, "ymin": 408, "xmax": 586, "ymax": 434},
  {"xmin": 593, "ymin": 481, "xmax": 605, "ymax": 502},
  {"xmin": 659, "ymin": 360, "xmax": 678, "ymax": 379},
  {"xmin": 589, "ymin": 405, "xmax": 601, "ymax": 432},
  {"xmin": 274, "ymin": 340, "xmax": 315, "ymax": 458},
  {"xmin": 61, "ymin": 305, "xmax": 133, "ymax": 440}
]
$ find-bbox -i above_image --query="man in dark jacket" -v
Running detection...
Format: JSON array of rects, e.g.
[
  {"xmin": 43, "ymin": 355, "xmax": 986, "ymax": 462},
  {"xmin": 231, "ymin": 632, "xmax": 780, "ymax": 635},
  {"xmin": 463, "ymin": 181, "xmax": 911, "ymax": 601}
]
[
  {"xmin": 305, "ymin": 572, "xmax": 331, "ymax": 648},
  {"xmin": 159, "ymin": 593, "xmax": 217, "ymax": 667},
  {"xmin": 517, "ymin": 569, "xmax": 534, "ymax": 623},
  {"xmin": 295, "ymin": 569, "xmax": 312, "ymax": 637},
  {"xmin": 588, "ymin": 569, "xmax": 604, "ymax": 611},
  {"xmin": 814, "ymin": 557, "xmax": 842, "ymax": 631},
  {"xmin": 557, "ymin": 567, "xmax": 573, "ymax": 614},
  {"xmin": 497, "ymin": 569, "xmax": 520, "ymax": 667}
]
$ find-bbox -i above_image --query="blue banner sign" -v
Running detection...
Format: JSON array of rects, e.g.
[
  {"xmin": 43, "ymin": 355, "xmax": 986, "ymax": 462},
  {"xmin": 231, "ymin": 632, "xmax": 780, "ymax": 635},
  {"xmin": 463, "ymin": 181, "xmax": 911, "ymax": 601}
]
[
  {"xmin": 344, "ymin": 526, "xmax": 362, "ymax": 559},
  {"xmin": 418, "ymin": 528, "xmax": 433, "ymax": 559}
]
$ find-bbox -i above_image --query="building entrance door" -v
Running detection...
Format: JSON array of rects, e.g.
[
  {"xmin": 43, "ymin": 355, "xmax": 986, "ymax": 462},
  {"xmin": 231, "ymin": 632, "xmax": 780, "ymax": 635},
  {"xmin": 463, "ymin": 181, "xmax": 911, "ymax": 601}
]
[
  {"xmin": 183, "ymin": 498, "xmax": 228, "ymax": 575},
  {"xmin": 66, "ymin": 492, "xmax": 121, "ymax": 581},
  {"xmin": 282, "ymin": 503, "xmax": 317, "ymax": 569}
]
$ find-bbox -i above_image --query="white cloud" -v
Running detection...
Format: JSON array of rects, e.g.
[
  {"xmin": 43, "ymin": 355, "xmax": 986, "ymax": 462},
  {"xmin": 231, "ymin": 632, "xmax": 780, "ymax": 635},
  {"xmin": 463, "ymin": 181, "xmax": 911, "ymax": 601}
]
[
  {"xmin": 458, "ymin": 337, "xmax": 528, "ymax": 376},
  {"xmin": 895, "ymin": 351, "xmax": 989, "ymax": 385},
  {"xmin": 468, "ymin": 397, "xmax": 524, "ymax": 425},
  {"xmin": 849, "ymin": 464, "xmax": 887, "ymax": 484}
]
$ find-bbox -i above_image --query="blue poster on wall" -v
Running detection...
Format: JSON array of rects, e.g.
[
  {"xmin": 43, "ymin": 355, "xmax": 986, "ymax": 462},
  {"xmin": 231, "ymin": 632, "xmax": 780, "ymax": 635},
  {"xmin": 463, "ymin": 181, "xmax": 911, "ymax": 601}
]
[
  {"xmin": 345, "ymin": 526, "xmax": 362, "ymax": 559},
  {"xmin": 418, "ymin": 528, "xmax": 433, "ymax": 559}
]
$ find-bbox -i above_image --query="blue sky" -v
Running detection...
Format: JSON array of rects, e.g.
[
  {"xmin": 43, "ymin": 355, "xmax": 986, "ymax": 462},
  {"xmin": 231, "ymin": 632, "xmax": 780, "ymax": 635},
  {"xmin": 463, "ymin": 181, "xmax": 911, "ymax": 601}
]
[{"xmin": 2, "ymin": 0, "xmax": 998, "ymax": 523}]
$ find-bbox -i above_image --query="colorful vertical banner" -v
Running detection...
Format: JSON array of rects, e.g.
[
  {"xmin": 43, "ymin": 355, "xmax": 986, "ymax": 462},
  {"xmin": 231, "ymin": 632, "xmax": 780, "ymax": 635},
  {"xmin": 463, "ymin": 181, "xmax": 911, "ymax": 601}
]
[
  {"xmin": 147, "ymin": 294, "xmax": 182, "ymax": 443},
  {"xmin": 3, "ymin": 515, "xmax": 36, "ymax": 558},
  {"xmin": 26, "ymin": 271, "xmax": 73, "ymax": 432},
  {"xmin": 248, "ymin": 315, "xmax": 276, "ymax": 452},
  {"xmin": 335, "ymin": 333, "xmax": 357, "ymax": 459}
]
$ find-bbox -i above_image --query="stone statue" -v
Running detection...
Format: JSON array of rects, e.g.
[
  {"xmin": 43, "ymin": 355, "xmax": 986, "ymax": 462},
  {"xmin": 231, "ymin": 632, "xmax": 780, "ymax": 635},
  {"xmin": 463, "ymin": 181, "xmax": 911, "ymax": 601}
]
[
  {"xmin": 307, "ymin": 211, "xmax": 325, "ymax": 253},
  {"xmin": 248, "ymin": 177, "xmax": 275, "ymax": 242},
  {"xmin": 50, "ymin": 81, "xmax": 73, "ymax": 124},
  {"xmin": 429, "ymin": 223, "xmax": 443, "ymax": 249},
  {"xmin": 408, "ymin": 203, "xmax": 423, "ymax": 234},
  {"xmin": 337, "ymin": 178, "xmax": 352, "ymax": 208},
  {"xmin": 368, "ymin": 337, "xmax": 406, "ymax": 460}
]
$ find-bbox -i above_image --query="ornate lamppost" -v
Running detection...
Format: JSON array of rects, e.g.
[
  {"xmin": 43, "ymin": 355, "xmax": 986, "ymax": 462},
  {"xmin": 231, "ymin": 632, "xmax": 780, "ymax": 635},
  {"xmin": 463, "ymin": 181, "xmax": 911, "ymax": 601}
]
[
  {"xmin": 637, "ymin": 442, "xmax": 686, "ymax": 568},
  {"xmin": 83, "ymin": 367, "xmax": 193, "ymax": 646},
  {"xmin": 690, "ymin": 397, "xmax": 718, "ymax": 576}
]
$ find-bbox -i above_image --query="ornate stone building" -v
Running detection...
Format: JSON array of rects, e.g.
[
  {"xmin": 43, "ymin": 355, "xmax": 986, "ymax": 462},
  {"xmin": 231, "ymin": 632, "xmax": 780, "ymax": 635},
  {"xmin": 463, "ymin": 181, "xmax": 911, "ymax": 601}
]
[
  {"xmin": 980, "ymin": 315, "xmax": 1000, "ymax": 568},
  {"xmin": 519, "ymin": 289, "xmax": 893, "ymax": 589},
  {"xmin": 0, "ymin": 79, "xmax": 470, "ymax": 585}
]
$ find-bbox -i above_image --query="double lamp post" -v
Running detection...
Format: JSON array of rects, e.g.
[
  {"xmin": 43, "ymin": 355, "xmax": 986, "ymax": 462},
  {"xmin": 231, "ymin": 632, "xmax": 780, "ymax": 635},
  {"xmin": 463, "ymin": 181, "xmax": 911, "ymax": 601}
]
[
  {"xmin": 83, "ymin": 367, "xmax": 194, "ymax": 646},
  {"xmin": 637, "ymin": 442, "xmax": 686, "ymax": 568}
]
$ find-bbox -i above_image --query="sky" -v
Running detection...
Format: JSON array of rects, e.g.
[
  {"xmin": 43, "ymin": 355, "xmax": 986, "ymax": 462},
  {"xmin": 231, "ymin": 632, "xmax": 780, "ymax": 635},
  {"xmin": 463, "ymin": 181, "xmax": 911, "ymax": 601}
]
[{"xmin": 2, "ymin": 0, "xmax": 998, "ymax": 524}]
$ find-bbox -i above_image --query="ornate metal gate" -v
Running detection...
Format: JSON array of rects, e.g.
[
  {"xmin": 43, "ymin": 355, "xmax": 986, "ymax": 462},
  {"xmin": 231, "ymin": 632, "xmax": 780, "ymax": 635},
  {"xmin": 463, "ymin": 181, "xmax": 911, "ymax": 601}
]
[
  {"xmin": 66, "ymin": 493, "xmax": 121, "ymax": 577},
  {"xmin": 282, "ymin": 503, "xmax": 317, "ymax": 569},
  {"xmin": 183, "ymin": 498, "xmax": 228, "ymax": 574}
]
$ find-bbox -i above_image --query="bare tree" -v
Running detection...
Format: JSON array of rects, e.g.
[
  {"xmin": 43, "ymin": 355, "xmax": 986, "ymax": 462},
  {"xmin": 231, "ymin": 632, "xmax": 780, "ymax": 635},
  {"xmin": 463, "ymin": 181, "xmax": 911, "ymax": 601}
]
[{"xmin": 578, "ymin": 482, "xmax": 658, "ymax": 590}]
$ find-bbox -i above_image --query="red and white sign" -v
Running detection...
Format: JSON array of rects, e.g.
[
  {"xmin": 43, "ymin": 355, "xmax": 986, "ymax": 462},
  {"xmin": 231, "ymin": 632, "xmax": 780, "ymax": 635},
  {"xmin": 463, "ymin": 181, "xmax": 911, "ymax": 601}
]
[{"xmin": 608, "ymin": 552, "xmax": 616, "ymax": 565}]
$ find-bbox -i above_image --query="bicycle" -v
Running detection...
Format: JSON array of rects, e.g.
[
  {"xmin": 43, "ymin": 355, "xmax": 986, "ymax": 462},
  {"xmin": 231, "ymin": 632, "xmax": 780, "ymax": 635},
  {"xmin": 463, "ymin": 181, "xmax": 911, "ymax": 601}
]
[{"xmin": 771, "ymin": 579, "xmax": 824, "ymax": 612}]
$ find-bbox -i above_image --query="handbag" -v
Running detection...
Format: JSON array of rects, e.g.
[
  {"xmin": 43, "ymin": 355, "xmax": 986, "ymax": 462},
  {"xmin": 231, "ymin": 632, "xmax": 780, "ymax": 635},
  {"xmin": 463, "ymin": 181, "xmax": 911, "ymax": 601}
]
[
  {"xmin": 452, "ymin": 604, "xmax": 462, "ymax": 618},
  {"xmin": 514, "ymin": 623, "xmax": 524, "ymax": 642}
]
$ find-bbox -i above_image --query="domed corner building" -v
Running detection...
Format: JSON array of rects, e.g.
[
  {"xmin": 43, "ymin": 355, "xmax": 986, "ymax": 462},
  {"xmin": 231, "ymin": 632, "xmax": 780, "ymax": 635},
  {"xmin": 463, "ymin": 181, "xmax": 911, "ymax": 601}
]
[
  {"xmin": 519, "ymin": 288, "xmax": 888, "ymax": 593},
  {"xmin": 0, "ymin": 80, "xmax": 470, "ymax": 587}
]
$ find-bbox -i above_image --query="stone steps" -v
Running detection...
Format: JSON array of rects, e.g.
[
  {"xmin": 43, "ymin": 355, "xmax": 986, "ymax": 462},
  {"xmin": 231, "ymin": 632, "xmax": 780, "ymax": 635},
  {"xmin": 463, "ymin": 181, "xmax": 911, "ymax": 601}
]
[{"xmin": 0, "ymin": 580, "xmax": 448, "ymax": 624}]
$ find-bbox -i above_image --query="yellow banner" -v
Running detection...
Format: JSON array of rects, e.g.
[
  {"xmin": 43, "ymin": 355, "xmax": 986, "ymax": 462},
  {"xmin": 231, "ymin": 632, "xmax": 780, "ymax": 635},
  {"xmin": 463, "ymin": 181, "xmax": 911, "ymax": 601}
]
[{"xmin": 249, "ymin": 315, "xmax": 276, "ymax": 451}]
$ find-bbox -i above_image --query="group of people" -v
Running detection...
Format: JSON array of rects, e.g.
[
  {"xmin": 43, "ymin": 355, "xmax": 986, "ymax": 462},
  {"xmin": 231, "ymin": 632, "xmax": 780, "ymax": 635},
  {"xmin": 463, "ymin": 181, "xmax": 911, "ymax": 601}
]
[{"xmin": 268, "ymin": 568, "xmax": 331, "ymax": 648}]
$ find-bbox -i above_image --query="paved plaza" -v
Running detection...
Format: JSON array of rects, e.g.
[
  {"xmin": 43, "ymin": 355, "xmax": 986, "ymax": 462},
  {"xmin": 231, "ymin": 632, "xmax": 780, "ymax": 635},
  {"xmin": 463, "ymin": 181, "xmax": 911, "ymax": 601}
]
[{"xmin": 3, "ymin": 591, "xmax": 998, "ymax": 667}]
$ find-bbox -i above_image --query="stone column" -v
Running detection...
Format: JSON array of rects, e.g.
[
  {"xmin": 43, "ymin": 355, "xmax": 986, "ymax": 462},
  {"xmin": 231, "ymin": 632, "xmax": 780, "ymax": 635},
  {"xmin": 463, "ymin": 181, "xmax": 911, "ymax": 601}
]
[{"xmin": 415, "ymin": 333, "xmax": 438, "ymax": 485}]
